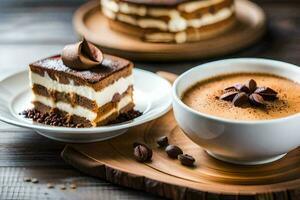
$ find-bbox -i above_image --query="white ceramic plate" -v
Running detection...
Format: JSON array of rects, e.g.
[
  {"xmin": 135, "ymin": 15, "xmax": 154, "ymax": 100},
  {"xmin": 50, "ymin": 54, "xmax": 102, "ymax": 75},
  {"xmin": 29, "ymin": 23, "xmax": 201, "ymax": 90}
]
[{"xmin": 0, "ymin": 69, "xmax": 172, "ymax": 143}]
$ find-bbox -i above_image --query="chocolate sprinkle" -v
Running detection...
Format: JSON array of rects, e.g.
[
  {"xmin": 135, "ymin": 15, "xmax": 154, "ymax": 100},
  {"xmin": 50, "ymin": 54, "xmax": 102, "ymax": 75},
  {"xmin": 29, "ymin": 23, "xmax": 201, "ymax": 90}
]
[
  {"xmin": 23, "ymin": 177, "xmax": 31, "ymax": 182},
  {"xmin": 109, "ymin": 110, "xmax": 142, "ymax": 124},
  {"xmin": 31, "ymin": 178, "xmax": 39, "ymax": 183},
  {"xmin": 20, "ymin": 109, "xmax": 142, "ymax": 128}
]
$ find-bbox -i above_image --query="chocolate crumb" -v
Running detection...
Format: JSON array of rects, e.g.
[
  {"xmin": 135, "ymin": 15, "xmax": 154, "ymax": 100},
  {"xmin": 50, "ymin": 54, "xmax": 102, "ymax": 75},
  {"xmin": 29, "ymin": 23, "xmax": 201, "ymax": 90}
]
[
  {"xmin": 60, "ymin": 185, "xmax": 66, "ymax": 190},
  {"xmin": 70, "ymin": 183, "xmax": 77, "ymax": 189},
  {"xmin": 47, "ymin": 183, "xmax": 54, "ymax": 189},
  {"xmin": 20, "ymin": 109, "xmax": 142, "ymax": 128},
  {"xmin": 109, "ymin": 110, "xmax": 142, "ymax": 124},
  {"xmin": 31, "ymin": 178, "xmax": 39, "ymax": 183},
  {"xmin": 23, "ymin": 177, "xmax": 31, "ymax": 182}
]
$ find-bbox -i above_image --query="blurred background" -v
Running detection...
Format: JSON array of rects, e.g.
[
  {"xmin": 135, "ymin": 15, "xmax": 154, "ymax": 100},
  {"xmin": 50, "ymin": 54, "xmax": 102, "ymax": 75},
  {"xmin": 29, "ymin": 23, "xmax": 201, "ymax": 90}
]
[{"xmin": 0, "ymin": 0, "xmax": 299, "ymax": 79}]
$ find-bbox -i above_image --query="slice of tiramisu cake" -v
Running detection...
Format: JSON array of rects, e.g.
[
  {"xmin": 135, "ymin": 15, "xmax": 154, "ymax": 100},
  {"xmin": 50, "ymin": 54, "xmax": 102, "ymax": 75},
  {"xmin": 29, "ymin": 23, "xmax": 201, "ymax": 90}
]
[{"xmin": 28, "ymin": 39, "xmax": 134, "ymax": 127}]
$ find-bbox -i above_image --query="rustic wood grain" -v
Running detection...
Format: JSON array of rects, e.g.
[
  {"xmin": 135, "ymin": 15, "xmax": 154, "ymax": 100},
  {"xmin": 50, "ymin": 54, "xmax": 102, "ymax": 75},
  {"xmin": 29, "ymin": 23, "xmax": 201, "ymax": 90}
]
[
  {"xmin": 0, "ymin": 166, "xmax": 163, "ymax": 200},
  {"xmin": 0, "ymin": 0, "xmax": 300, "ymax": 199},
  {"xmin": 62, "ymin": 110, "xmax": 300, "ymax": 199}
]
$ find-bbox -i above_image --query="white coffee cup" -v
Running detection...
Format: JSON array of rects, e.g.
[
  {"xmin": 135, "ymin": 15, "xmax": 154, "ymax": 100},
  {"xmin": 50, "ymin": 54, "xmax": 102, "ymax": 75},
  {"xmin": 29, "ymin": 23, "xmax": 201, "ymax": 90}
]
[{"xmin": 172, "ymin": 58, "xmax": 300, "ymax": 165}]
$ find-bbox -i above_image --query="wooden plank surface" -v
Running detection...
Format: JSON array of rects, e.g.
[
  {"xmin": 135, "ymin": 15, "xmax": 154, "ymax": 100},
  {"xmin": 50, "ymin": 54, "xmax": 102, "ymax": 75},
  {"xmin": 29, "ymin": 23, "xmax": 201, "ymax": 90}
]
[
  {"xmin": 0, "ymin": 0, "xmax": 299, "ymax": 199},
  {"xmin": 62, "ymin": 111, "xmax": 300, "ymax": 199}
]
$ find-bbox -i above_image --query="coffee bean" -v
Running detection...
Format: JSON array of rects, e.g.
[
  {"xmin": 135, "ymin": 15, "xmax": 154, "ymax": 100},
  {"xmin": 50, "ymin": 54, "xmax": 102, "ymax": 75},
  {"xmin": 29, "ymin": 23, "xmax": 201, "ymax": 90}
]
[
  {"xmin": 219, "ymin": 91, "xmax": 238, "ymax": 101},
  {"xmin": 249, "ymin": 93, "xmax": 265, "ymax": 106},
  {"xmin": 165, "ymin": 145, "xmax": 183, "ymax": 159},
  {"xmin": 178, "ymin": 154, "xmax": 195, "ymax": 167},
  {"xmin": 254, "ymin": 87, "xmax": 278, "ymax": 100},
  {"xmin": 225, "ymin": 83, "xmax": 250, "ymax": 93},
  {"xmin": 232, "ymin": 92, "xmax": 248, "ymax": 107},
  {"xmin": 224, "ymin": 86, "xmax": 237, "ymax": 91},
  {"xmin": 133, "ymin": 143, "xmax": 152, "ymax": 162},
  {"xmin": 246, "ymin": 79, "xmax": 257, "ymax": 93},
  {"xmin": 156, "ymin": 136, "xmax": 169, "ymax": 147},
  {"xmin": 255, "ymin": 86, "xmax": 277, "ymax": 95},
  {"xmin": 236, "ymin": 84, "xmax": 250, "ymax": 94},
  {"xmin": 222, "ymin": 79, "xmax": 278, "ymax": 108}
]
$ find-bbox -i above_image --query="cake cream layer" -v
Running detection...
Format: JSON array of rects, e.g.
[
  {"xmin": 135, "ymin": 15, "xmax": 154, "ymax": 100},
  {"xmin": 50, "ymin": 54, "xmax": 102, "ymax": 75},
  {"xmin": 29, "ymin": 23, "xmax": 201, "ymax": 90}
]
[
  {"xmin": 108, "ymin": 14, "xmax": 235, "ymax": 43},
  {"xmin": 32, "ymin": 83, "xmax": 133, "ymax": 111},
  {"xmin": 145, "ymin": 15, "xmax": 235, "ymax": 43},
  {"xmin": 32, "ymin": 93, "xmax": 133, "ymax": 122},
  {"xmin": 30, "ymin": 71, "xmax": 133, "ymax": 107},
  {"xmin": 101, "ymin": 0, "xmax": 234, "ymax": 32},
  {"xmin": 102, "ymin": 0, "xmax": 231, "ymax": 16}
]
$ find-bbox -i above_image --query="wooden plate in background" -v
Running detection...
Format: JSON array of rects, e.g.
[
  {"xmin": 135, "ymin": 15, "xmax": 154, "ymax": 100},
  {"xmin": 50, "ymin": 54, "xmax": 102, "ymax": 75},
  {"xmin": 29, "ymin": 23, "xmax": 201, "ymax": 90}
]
[{"xmin": 73, "ymin": 0, "xmax": 266, "ymax": 61}]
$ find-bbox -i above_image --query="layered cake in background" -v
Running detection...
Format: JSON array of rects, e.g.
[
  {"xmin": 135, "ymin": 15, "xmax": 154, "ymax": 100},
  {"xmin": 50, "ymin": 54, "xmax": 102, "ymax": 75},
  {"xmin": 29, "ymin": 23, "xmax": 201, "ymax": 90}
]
[
  {"xmin": 28, "ymin": 39, "xmax": 135, "ymax": 127},
  {"xmin": 101, "ymin": 0, "xmax": 236, "ymax": 43}
]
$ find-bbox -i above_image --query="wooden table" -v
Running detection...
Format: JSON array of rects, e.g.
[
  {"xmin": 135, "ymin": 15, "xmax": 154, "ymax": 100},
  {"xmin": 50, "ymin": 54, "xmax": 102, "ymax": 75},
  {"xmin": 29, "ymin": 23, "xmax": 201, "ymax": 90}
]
[{"xmin": 0, "ymin": 0, "xmax": 299, "ymax": 199}]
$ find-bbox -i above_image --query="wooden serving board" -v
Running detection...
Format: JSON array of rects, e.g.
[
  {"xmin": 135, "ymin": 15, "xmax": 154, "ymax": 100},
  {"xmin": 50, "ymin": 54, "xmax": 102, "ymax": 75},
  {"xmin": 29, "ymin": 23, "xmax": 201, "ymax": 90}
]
[
  {"xmin": 73, "ymin": 0, "xmax": 266, "ymax": 61},
  {"xmin": 62, "ymin": 110, "xmax": 300, "ymax": 200}
]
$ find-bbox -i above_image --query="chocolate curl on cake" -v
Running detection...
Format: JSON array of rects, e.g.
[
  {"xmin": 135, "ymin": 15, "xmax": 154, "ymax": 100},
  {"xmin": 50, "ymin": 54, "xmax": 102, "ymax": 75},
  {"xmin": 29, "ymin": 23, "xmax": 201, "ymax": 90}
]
[{"xmin": 62, "ymin": 38, "xmax": 103, "ymax": 70}]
